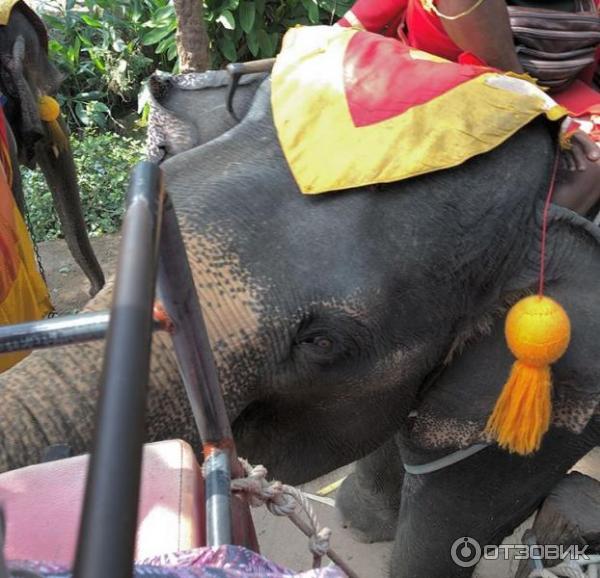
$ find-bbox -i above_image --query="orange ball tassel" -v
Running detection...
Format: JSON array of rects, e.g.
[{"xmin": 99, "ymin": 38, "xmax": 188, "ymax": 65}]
[
  {"xmin": 485, "ymin": 295, "xmax": 571, "ymax": 455},
  {"xmin": 38, "ymin": 95, "xmax": 69, "ymax": 154}
]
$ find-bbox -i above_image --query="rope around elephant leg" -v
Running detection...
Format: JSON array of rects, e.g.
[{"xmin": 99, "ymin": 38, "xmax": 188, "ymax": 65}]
[{"xmin": 230, "ymin": 459, "xmax": 359, "ymax": 578}]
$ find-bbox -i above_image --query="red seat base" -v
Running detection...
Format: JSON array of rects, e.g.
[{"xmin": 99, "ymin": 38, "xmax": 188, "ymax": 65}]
[{"xmin": 0, "ymin": 439, "xmax": 205, "ymax": 564}]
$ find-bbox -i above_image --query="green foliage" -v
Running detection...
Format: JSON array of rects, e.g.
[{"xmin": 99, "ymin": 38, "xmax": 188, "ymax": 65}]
[
  {"xmin": 205, "ymin": 0, "xmax": 354, "ymax": 65},
  {"xmin": 42, "ymin": 0, "xmax": 178, "ymax": 130},
  {"xmin": 26, "ymin": 1, "xmax": 357, "ymax": 242},
  {"xmin": 42, "ymin": 0, "xmax": 354, "ymax": 130},
  {"xmin": 22, "ymin": 132, "xmax": 145, "ymax": 242}
]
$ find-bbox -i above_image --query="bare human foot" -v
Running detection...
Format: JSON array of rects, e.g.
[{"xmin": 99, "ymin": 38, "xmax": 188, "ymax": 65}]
[{"xmin": 553, "ymin": 131, "xmax": 600, "ymax": 215}]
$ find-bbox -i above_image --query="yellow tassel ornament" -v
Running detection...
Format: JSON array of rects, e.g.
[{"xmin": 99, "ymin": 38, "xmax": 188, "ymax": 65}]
[
  {"xmin": 485, "ymin": 295, "xmax": 571, "ymax": 455},
  {"xmin": 38, "ymin": 95, "xmax": 69, "ymax": 154}
]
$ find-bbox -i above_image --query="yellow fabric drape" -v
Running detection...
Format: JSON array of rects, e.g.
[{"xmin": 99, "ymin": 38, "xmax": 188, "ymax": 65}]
[
  {"xmin": 0, "ymin": 165, "xmax": 52, "ymax": 372},
  {"xmin": 271, "ymin": 26, "xmax": 566, "ymax": 195},
  {"xmin": 0, "ymin": 0, "xmax": 20, "ymax": 25}
]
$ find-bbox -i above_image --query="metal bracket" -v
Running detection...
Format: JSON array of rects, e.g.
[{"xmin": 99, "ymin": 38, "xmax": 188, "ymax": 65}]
[{"xmin": 225, "ymin": 58, "xmax": 275, "ymax": 121}]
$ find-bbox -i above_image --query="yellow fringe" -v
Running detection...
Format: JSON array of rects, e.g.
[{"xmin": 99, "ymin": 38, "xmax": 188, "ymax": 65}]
[
  {"xmin": 45, "ymin": 119, "xmax": 69, "ymax": 155},
  {"xmin": 485, "ymin": 362, "xmax": 552, "ymax": 455}
]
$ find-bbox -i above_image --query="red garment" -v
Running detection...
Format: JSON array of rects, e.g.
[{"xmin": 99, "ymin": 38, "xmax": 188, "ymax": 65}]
[
  {"xmin": 337, "ymin": 0, "xmax": 466, "ymax": 61},
  {"xmin": 338, "ymin": 0, "xmax": 600, "ymax": 115}
]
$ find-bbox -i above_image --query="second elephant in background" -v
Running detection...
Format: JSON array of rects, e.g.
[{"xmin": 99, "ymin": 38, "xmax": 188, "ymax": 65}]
[{"xmin": 0, "ymin": 0, "xmax": 104, "ymax": 296}]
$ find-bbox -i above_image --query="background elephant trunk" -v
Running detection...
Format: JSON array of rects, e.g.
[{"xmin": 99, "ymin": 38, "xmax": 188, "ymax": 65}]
[
  {"xmin": 5, "ymin": 121, "xmax": 24, "ymax": 216},
  {"xmin": 35, "ymin": 118, "xmax": 105, "ymax": 296}
]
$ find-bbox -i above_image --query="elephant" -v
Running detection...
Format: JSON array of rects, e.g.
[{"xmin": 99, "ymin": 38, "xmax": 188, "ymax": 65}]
[
  {"xmin": 0, "ymin": 73, "xmax": 599, "ymax": 578},
  {"xmin": 0, "ymin": 1, "xmax": 104, "ymax": 296}
]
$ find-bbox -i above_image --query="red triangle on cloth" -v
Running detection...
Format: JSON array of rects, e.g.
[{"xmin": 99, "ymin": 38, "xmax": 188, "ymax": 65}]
[{"xmin": 343, "ymin": 31, "xmax": 492, "ymax": 127}]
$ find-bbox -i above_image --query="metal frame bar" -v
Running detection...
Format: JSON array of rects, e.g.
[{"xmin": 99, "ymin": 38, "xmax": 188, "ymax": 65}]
[
  {"xmin": 156, "ymin": 198, "xmax": 234, "ymax": 546},
  {"xmin": 73, "ymin": 162, "xmax": 163, "ymax": 578},
  {"xmin": 0, "ymin": 312, "xmax": 166, "ymax": 353}
]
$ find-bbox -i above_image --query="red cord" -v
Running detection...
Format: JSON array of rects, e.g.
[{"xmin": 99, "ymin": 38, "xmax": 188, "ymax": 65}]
[{"xmin": 538, "ymin": 147, "xmax": 561, "ymax": 296}]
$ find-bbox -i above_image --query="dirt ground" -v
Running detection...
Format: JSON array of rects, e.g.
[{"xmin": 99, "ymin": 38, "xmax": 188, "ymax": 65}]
[
  {"xmin": 36, "ymin": 236, "xmax": 600, "ymax": 578},
  {"xmin": 38, "ymin": 235, "xmax": 120, "ymax": 314}
]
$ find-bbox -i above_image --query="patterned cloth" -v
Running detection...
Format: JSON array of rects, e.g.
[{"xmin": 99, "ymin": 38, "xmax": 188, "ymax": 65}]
[{"xmin": 8, "ymin": 546, "xmax": 347, "ymax": 577}]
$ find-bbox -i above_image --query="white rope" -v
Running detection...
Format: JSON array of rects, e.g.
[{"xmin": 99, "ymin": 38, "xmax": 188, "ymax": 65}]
[
  {"xmin": 231, "ymin": 459, "xmax": 332, "ymax": 567},
  {"xmin": 530, "ymin": 557, "xmax": 600, "ymax": 578},
  {"xmin": 530, "ymin": 563, "xmax": 586, "ymax": 578}
]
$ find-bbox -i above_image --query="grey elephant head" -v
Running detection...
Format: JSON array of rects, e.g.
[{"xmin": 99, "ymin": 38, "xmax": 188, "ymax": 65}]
[{"xmin": 0, "ymin": 1, "xmax": 104, "ymax": 296}]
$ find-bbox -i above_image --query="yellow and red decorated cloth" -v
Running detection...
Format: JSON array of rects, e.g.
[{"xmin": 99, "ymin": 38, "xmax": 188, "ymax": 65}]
[
  {"xmin": 271, "ymin": 26, "xmax": 568, "ymax": 194},
  {"xmin": 0, "ymin": 106, "xmax": 52, "ymax": 372}
]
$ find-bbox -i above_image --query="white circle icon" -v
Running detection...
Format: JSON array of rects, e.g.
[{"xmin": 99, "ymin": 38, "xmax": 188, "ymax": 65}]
[{"xmin": 451, "ymin": 536, "xmax": 482, "ymax": 568}]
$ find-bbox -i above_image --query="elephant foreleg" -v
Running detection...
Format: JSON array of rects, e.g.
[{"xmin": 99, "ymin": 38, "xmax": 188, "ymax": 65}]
[
  {"xmin": 336, "ymin": 436, "xmax": 405, "ymax": 543},
  {"xmin": 35, "ymin": 119, "xmax": 105, "ymax": 296},
  {"xmin": 392, "ymin": 423, "xmax": 598, "ymax": 577}
]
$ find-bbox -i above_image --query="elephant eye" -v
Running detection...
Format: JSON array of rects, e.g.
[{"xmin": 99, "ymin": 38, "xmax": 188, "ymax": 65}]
[
  {"xmin": 311, "ymin": 336, "xmax": 334, "ymax": 351},
  {"xmin": 297, "ymin": 334, "xmax": 334, "ymax": 351},
  {"xmin": 292, "ymin": 312, "xmax": 367, "ymax": 366}
]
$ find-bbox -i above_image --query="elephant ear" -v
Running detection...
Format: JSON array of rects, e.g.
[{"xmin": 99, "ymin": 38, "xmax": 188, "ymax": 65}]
[
  {"xmin": 146, "ymin": 71, "xmax": 265, "ymax": 162},
  {"xmin": 408, "ymin": 207, "xmax": 600, "ymax": 455},
  {"xmin": 14, "ymin": 1, "xmax": 48, "ymax": 53}
]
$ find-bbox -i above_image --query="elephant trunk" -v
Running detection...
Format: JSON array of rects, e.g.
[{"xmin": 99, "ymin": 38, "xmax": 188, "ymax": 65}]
[
  {"xmin": 5, "ymin": 120, "xmax": 25, "ymax": 216},
  {"xmin": 35, "ymin": 118, "xmax": 105, "ymax": 296},
  {"xmin": 0, "ymin": 287, "xmax": 200, "ymax": 473}
]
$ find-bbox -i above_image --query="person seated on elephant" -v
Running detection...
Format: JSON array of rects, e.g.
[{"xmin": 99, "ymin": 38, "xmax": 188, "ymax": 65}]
[{"xmin": 337, "ymin": 0, "xmax": 600, "ymax": 216}]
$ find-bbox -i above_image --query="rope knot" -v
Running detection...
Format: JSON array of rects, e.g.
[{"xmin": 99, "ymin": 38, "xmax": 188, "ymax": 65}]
[
  {"xmin": 233, "ymin": 459, "xmax": 334, "ymax": 570},
  {"xmin": 309, "ymin": 527, "xmax": 332, "ymax": 559}
]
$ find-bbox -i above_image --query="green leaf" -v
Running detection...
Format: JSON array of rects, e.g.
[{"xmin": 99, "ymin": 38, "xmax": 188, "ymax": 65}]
[
  {"xmin": 77, "ymin": 91, "xmax": 104, "ymax": 100},
  {"xmin": 81, "ymin": 14, "xmax": 102, "ymax": 28},
  {"xmin": 152, "ymin": 5, "xmax": 175, "ymax": 21},
  {"xmin": 75, "ymin": 102, "xmax": 90, "ymax": 126},
  {"xmin": 238, "ymin": 2, "xmax": 255, "ymax": 34},
  {"xmin": 270, "ymin": 32, "xmax": 281, "ymax": 54},
  {"xmin": 217, "ymin": 10, "xmax": 236, "ymax": 30},
  {"xmin": 309, "ymin": 2, "xmax": 320, "ymax": 22},
  {"xmin": 77, "ymin": 33, "xmax": 93, "ymax": 48},
  {"xmin": 141, "ymin": 26, "xmax": 173, "ymax": 45},
  {"xmin": 155, "ymin": 36, "xmax": 174, "ymax": 55},
  {"xmin": 166, "ymin": 43, "xmax": 178, "ymax": 61},
  {"xmin": 257, "ymin": 29, "xmax": 272, "ymax": 57},
  {"xmin": 218, "ymin": 35, "xmax": 237, "ymax": 62},
  {"xmin": 246, "ymin": 30, "xmax": 259, "ymax": 57},
  {"xmin": 255, "ymin": 0, "xmax": 265, "ymax": 14},
  {"xmin": 222, "ymin": 0, "xmax": 240, "ymax": 11}
]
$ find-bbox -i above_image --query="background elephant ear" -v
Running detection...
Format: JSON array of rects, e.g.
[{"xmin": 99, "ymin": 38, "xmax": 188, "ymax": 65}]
[
  {"xmin": 410, "ymin": 209, "xmax": 600, "ymax": 454},
  {"xmin": 13, "ymin": 1, "xmax": 48, "ymax": 53}
]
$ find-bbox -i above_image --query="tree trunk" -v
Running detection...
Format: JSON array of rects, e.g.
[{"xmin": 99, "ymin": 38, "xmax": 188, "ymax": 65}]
[{"xmin": 173, "ymin": 0, "xmax": 210, "ymax": 73}]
